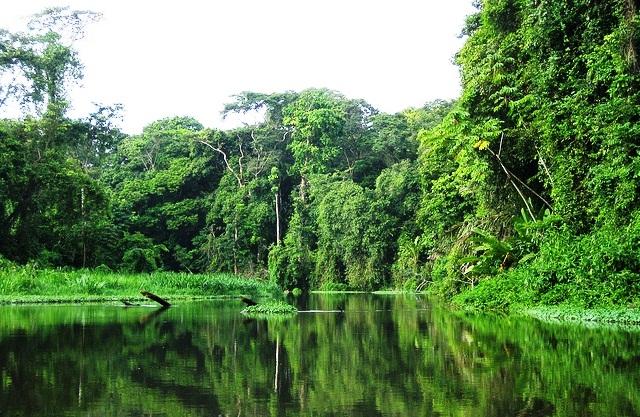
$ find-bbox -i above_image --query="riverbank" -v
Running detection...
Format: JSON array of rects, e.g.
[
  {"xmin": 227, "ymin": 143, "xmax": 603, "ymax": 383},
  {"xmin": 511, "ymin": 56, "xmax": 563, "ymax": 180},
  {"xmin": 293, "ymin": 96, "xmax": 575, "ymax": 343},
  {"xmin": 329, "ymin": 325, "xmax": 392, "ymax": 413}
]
[
  {"xmin": 3, "ymin": 266, "xmax": 639, "ymax": 328},
  {"xmin": 442, "ymin": 268, "xmax": 640, "ymax": 327},
  {"xmin": 0, "ymin": 267, "xmax": 280, "ymax": 304}
]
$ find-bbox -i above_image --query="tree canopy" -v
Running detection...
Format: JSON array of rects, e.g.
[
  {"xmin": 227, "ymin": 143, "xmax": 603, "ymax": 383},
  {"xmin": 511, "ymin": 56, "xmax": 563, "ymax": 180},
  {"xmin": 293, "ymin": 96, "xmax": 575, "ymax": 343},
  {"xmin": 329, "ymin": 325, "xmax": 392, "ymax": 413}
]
[{"xmin": 1, "ymin": 2, "xmax": 639, "ymax": 308}]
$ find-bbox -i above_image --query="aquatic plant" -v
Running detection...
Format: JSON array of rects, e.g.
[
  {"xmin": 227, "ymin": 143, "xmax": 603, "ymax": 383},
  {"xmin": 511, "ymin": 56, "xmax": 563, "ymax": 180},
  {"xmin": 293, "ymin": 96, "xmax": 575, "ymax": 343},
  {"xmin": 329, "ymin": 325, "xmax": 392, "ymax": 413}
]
[{"xmin": 241, "ymin": 301, "xmax": 298, "ymax": 316}]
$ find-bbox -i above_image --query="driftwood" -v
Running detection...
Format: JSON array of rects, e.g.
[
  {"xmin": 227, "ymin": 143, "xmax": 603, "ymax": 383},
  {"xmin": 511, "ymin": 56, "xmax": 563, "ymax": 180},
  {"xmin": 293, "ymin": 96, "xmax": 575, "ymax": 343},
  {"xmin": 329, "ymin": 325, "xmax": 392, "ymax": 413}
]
[
  {"xmin": 240, "ymin": 296, "xmax": 258, "ymax": 306},
  {"xmin": 140, "ymin": 291, "xmax": 171, "ymax": 307}
]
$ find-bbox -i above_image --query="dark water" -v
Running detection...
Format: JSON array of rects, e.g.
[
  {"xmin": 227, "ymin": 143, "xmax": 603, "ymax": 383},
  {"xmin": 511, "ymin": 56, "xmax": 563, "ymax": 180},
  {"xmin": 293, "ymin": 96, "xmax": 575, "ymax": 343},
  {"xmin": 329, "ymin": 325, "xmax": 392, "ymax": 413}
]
[{"xmin": 0, "ymin": 294, "xmax": 639, "ymax": 417}]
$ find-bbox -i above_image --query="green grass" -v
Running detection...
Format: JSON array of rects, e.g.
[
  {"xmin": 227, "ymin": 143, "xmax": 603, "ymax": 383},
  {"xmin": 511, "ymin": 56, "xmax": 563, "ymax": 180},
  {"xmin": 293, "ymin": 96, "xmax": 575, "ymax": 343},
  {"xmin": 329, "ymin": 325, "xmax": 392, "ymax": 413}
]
[{"xmin": 0, "ymin": 265, "xmax": 281, "ymax": 304}]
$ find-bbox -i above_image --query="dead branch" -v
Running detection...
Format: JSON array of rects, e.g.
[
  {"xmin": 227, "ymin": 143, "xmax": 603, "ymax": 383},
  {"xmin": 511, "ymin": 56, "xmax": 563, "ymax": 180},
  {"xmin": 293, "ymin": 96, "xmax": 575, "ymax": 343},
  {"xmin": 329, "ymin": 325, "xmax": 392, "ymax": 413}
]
[
  {"xmin": 237, "ymin": 135, "xmax": 245, "ymax": 184},
  {"xmin": 487, "ymin": 148, "xmax": 537, "ymax": 220},
  {"xmin": 536, "ymin": 146, "xmax": 554, "ymax": 188},
  {"xmin": 198, "ymin": 139, "xmax": 244, "ymax": 187}
]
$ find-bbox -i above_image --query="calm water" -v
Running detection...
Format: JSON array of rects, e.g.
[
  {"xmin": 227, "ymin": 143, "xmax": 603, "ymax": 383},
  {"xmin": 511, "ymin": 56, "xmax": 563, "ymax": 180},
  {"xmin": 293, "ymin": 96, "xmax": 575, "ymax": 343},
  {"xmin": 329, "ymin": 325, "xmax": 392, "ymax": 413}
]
[{"xmin": 0, "ymin": 294, "xmax": 639, "ymax": 417}]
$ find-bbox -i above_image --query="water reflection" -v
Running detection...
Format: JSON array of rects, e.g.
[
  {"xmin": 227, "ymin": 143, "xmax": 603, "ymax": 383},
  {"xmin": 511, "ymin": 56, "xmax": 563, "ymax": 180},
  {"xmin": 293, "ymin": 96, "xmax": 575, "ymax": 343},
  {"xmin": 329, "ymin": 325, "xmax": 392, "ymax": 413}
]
[{"xmin": 0, "ymin": 295, "xmax": 639, "ymax": 416}]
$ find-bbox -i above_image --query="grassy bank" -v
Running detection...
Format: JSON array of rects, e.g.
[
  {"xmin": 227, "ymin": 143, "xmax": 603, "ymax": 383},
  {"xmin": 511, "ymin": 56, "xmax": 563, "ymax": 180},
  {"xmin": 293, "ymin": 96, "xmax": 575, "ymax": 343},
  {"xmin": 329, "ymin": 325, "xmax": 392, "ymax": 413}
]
[{"xmin": 0, "ymin": 265, "xmax": 281, "ymax": 304}]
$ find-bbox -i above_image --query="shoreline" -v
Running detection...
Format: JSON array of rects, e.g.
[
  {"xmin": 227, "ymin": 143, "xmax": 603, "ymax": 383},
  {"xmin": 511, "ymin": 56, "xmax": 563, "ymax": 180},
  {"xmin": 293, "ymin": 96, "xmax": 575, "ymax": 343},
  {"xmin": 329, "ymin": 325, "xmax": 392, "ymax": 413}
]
[
  {"xmin": 2, "ymin": 277, "xmax": 639, "ymax": 328},
  {"xmin": 0, "ymin": 294, "xmax": 246, "ymax": 306},
  {"xmin": 520, "ymin": 306, "xmax": 640, "ymax": 327}
]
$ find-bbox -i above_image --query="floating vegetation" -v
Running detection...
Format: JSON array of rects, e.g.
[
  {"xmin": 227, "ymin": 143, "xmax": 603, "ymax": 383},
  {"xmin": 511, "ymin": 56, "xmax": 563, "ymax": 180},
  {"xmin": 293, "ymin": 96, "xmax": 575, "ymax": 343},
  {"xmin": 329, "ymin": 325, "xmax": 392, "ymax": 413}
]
[
  {"xmin": 241, "ymin": 301, "xmax": 298, "ymax": 316},
  {"xmin": 524, "ymin": 306, "xmax": 640, "ymax": 327}
]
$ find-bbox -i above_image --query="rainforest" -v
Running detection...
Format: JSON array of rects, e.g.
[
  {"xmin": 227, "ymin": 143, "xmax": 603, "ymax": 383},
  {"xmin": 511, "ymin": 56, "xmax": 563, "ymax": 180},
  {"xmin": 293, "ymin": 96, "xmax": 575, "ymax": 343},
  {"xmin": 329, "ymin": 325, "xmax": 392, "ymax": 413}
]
[{"xmin": 1, "ymin": 0, "xmax": 640, "ymax": 312}]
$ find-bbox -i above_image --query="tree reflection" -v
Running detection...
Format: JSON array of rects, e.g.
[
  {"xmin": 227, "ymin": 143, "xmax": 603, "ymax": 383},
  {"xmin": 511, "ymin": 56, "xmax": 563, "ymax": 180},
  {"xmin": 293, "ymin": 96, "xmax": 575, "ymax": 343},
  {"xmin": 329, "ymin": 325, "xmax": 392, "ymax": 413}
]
[{"xmin": 0, "ymin": 297, "xmax": 639, "ymax": 416}]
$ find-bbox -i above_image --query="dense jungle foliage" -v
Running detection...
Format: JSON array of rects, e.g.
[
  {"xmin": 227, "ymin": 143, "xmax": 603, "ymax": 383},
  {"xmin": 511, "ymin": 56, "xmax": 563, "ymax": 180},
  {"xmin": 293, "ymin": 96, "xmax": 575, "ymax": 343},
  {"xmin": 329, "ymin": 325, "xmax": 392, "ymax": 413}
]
[{"xmin": 1, "ymin": 1, "xmax": 639, "ymax": 309}]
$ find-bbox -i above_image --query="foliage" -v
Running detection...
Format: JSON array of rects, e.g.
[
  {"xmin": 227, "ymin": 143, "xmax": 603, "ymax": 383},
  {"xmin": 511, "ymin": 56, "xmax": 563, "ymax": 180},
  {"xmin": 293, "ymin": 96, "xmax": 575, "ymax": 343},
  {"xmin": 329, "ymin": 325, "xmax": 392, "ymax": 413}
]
[
  {"xmin": 2, "ymin": 3, "xmax": 640, "ymax": 310},
  {"xmin": 0, "ymin": 117, "xmax": 115, "ymax": 267},
  {"xmin": 103, "ymin": 116, "xmax": 215, "ymax": 271},
  {"xmin": 314, "ymin": 179, "xmax": 391, "ymax": 290},
  {"xmin": 0, "ymin": 7, "xmax": 100, "ymax": 115},
  {"xmin": 402, "ymin": 0, "xmax": 640, "ymax": 310},
  {"xmin": 455, "ymin": 211, "xmax": 640, "ymax": 310},
  {"xmin": 268, "ymin": 207, "xmax": 315, "ymax": 290},
  {"xmin": 120, "ymin": 232, "xmax": 167, "ymax": 272}
]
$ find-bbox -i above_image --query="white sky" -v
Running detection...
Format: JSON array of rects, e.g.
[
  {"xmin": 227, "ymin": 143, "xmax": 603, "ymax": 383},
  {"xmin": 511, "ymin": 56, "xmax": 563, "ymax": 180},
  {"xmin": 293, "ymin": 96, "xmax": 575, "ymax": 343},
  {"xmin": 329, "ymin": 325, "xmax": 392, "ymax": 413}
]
[{"xmin": 0, "ymin": 1, "xmax": 476, "ymax": 134}]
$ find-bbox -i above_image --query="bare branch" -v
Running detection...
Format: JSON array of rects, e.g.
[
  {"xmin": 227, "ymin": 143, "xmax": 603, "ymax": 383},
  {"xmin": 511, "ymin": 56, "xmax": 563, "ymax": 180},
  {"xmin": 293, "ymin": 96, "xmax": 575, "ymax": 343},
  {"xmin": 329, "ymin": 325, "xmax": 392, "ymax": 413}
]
[
  {"xmin": 343, "ymin": 149, "xmax": 354, "ymax": 178},
  {"xmin": 237, "ymin": 136, "xmax": 245, "ymax": 184},
  {"xmin": 278, "ymin": 130, "xmax": 291, "ymax": 143},
  {"xmin": 487, "ymin": 134, "xmax": 552, "ymax": 211},
  {"xmin": 506, "ymin": 165, "xmax": 552, "ymax": 209},
  {"xmin": 487, "ymin": 148, "xmax": 537, "ymax": 220},
  {"xmin": 536, "ymin": 146, "xmax": 554, "ymax": 187},
  {"xmin": 250, "ymin": 130, "xmax": 269, "ymax": 179},
  {"xmin": 198, "ymin": 139, "xmax": 244, "ymax": 187}
]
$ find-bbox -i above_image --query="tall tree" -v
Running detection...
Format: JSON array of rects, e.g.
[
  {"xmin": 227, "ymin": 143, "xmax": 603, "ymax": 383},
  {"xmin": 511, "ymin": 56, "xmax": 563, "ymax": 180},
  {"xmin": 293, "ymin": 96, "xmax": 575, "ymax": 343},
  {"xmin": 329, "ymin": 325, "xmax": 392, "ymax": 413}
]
[{"xmin": 0, "ymin": 7, "xmax": 100, "ymax": 117}]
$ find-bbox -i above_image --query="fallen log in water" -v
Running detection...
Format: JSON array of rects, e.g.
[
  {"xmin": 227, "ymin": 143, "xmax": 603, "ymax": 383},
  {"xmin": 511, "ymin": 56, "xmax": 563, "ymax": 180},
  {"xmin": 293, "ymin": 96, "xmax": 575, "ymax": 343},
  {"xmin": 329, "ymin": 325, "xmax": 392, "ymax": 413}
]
[
  {"xmin": 140, "ymin": 291, "xmax": 171, "ymax": 307},
  {"xmin": 240, "ymin": 296, "xmax": 258, "ymax": 306}
]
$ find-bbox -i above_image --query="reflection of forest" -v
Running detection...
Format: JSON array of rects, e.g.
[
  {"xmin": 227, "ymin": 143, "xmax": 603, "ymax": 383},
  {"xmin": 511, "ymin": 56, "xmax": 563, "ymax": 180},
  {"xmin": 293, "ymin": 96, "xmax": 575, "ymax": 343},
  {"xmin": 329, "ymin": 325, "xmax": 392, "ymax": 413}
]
[{"xmin": 0, "ymin": 296, "xmax": 639, "ymax": 417}]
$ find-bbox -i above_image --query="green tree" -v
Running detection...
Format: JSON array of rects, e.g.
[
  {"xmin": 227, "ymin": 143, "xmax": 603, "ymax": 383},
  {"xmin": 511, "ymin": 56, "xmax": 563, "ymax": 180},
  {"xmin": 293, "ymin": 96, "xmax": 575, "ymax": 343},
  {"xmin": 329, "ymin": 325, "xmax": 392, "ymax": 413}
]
[
  {"xmin": 104, "ymin": 117, "xmax": 216, "ymax": 271},
  {"xmin": 0, "ymin": 7, "xmax": 100, "ymax": 117}
]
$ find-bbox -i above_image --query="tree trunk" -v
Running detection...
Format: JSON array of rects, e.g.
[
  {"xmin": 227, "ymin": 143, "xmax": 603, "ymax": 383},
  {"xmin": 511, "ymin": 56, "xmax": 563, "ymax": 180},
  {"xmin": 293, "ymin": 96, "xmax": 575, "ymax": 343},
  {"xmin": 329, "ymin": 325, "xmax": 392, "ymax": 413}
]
[
  {"xmin": 275, "ymin": 191, "xmax": 281, "ymax": 244},
  {"xmin": 300, "ymin": 177, "xmax": 307, "ymax": 203},
  {"xmin": 233, "ymin": 224, "xmax": 238, "ymax": 274},
  {"xmin": 81, "ymin": 186, "xmax": 86, "ymax": 268}
]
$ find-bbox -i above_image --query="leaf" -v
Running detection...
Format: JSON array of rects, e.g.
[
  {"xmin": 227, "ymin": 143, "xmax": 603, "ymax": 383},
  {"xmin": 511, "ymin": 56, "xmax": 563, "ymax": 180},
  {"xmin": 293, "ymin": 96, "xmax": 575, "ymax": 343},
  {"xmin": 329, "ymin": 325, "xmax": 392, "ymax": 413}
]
[{"xmin": 473, "ymin": 140, "xmax": 490, "ymax": 150}]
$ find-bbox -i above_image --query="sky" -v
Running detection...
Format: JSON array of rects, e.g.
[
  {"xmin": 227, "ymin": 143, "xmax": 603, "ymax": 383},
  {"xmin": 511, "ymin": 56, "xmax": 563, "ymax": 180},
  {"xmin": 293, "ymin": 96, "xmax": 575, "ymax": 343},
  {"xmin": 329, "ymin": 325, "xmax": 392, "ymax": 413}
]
[{"xmin": 0, "ymin": 1, "xmax": 476, "ymax": 134}]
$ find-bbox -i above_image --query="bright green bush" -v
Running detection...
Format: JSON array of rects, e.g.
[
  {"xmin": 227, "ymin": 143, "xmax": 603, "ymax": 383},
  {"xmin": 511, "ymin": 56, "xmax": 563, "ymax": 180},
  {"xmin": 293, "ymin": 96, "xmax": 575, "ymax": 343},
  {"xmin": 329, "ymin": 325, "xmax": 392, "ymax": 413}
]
[{"xmin": 457, "ymin": 212, "xmax": 640, "ymax": 310}]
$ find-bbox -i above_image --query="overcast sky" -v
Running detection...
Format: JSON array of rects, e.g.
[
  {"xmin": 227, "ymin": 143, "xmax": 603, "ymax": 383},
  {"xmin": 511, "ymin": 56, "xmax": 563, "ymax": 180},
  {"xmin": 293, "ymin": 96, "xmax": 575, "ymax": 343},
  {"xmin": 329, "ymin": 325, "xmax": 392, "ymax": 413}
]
[{"xmin": 1, "ymin": 1, "xmax": 475, "ymax": 134}]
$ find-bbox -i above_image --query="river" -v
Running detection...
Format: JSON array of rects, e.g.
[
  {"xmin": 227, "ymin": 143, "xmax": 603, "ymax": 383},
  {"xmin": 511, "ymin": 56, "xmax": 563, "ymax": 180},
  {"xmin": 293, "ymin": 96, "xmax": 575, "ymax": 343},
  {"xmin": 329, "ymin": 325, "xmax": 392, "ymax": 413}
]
[{"xmin": 0, "ymin": 294, "xmax": 638, "ymax": 416}]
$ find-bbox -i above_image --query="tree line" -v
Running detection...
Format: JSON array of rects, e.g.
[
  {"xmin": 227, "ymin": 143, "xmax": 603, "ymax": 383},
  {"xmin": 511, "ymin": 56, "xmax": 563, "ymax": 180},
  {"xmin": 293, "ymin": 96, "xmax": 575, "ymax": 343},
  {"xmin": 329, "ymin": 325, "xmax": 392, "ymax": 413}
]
[{"xmin": 1, "ymin": 2, "xmax": 639, "ymax": 306}]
